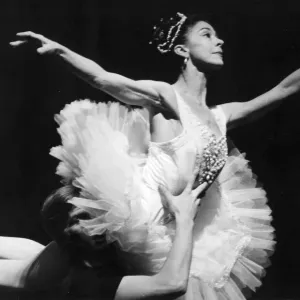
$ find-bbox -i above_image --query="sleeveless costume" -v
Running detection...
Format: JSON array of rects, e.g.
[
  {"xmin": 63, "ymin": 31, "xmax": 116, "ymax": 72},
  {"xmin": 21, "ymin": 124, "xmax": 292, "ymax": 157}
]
[{"xmin": 51, "ymin": 91, "xmax": 275, "ymax": 299}]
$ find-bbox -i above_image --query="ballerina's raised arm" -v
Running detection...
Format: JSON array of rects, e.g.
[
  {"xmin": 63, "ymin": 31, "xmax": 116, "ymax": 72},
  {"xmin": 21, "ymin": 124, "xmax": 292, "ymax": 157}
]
[
  {"xmin": 221, "ymin": 68, "xmax": 300, "ymax": 129},
  {"xmin": 10, "ymin": 31, "xmax": 176, "ymax": 109}
]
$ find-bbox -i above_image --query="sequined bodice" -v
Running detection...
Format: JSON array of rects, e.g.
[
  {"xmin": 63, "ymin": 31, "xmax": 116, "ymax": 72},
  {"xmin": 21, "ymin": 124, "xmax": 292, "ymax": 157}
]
[
  {"xmin": 195, "ymin": 131, "xmax": 227, "ymax": 185},
  {"xmin": 142, "ymin": 90, "xmax": 228, "ymax": 218}
]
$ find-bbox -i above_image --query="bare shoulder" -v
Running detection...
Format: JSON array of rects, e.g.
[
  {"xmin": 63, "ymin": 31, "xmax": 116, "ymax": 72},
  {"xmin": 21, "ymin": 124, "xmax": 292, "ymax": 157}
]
[{"xmin": 137, "ymin": 80, "xmax": 177, "ymax": 108}]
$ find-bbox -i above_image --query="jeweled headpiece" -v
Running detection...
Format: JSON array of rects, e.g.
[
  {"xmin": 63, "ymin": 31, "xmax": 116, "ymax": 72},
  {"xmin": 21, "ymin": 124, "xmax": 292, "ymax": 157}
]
[{"xmin": 150, "ymin": 12, "xmax": 187, "ymax": 54}]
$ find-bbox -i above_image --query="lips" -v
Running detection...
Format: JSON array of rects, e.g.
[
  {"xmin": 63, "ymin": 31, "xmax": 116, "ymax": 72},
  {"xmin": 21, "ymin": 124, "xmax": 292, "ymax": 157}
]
[{"xmin": 213, "ymin": 52, "xmax": 223, "ymax": 58}]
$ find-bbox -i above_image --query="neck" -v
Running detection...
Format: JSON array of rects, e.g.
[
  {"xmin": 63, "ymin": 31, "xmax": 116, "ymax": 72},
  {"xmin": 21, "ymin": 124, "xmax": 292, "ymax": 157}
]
[{"xmin": 173, "ymin": 63, "xmax": 208, "ymax": 107}]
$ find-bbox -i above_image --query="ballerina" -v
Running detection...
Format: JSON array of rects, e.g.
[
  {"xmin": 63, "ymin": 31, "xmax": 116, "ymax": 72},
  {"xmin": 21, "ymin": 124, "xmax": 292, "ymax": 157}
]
[{"xmin": 8, "ymin": 11, "xmax": 300, "ymax": 299}]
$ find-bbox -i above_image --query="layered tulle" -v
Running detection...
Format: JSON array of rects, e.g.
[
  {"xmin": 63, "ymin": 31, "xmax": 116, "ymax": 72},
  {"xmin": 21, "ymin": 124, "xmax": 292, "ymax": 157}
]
[
  {"xmin": 51, "ymin": 100, "xmax": 173, "ymax": 274},
  {"xmin": 51, "ymin": 99, "xmax": 275, "ymax": 299},
  {"xmin": 183, "ymin": 147, "xmax": 275, "ymax": 300}
]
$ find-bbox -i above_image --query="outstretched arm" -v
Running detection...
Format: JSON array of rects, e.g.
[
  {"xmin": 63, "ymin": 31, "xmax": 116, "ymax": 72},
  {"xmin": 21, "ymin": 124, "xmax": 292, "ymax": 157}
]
[
  {"xmin": 221, "ymin": 68, "xmax": 300, "ymax": 129},
  {"xmin": 0, "ymin": 241, "xmax": 70, "ymax": 291},
  {"xmin": 0, "ymin": 237, "xmax": 44, "ymax": 260},
  {"xmin": 10, "ymin": 32, "xmax": 174, "ymax": 108}
]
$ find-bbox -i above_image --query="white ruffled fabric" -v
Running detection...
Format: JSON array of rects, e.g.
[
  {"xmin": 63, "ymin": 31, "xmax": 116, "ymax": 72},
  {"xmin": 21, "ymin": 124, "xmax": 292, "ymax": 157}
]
[
  {"xmin": 51, "ymin": 100, "xmax": 173, "ymax": 275},
  {"xmin": 51, "ymin": 99, "xmax": 275, "ymax": 299},
  {"xmin": 184, "ymin": 146, "xmax": 274, "ymax": 299}
]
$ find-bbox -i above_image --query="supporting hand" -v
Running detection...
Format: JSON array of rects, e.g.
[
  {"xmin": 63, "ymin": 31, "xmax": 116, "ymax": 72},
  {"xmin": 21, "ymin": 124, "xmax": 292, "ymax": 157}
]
[{"xmin": 159, "ymin": 151, "xmax": 208, "ymax": 222}]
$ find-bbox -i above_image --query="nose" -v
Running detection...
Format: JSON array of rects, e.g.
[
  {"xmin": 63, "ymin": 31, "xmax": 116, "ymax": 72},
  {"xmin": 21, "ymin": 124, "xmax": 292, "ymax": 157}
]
[{"xmin": 216, "ymin": 37, "xmax": 224, "ymax": 47}]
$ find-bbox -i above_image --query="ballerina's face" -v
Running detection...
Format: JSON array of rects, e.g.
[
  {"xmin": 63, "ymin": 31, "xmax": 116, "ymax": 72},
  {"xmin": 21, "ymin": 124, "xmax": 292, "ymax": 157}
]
[{"xmin": 184, "ymin": 21, "xmax": 224, "ymax": 71}]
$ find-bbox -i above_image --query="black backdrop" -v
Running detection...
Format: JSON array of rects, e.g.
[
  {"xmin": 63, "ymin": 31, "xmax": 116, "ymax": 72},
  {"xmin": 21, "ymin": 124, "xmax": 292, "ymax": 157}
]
[{"xmin": 0, "ymin": 0, "xmax": 300, "ymax": 299}]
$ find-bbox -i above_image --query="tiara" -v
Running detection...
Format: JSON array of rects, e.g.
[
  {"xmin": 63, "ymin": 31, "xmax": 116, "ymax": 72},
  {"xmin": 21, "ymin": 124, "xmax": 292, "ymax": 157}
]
[{"xmin": 150, "ymin": 12, "xmax": 187, "ymax": 54}]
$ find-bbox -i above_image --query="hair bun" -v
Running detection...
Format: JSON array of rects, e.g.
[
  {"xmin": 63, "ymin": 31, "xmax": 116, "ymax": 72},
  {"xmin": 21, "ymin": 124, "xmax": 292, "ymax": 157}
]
[{"xmin": 150, "ymin": 12, "xmax": 187, "ymax": 54}]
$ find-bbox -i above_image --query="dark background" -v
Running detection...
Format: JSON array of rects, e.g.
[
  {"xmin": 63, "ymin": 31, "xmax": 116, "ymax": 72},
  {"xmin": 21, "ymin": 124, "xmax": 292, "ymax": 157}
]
[{"xmin": 0, "ymin": 0, "xmax": 300, "ymax": 299}]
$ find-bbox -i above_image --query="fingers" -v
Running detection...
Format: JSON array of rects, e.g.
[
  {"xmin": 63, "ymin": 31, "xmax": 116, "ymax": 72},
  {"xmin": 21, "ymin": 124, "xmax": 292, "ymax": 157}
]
[
  {"xmin": 10, "ymin": 31, "xmax": 43, "ymax": 48},
  {"xmin": 192, "ymin": 182, "xmax": 208, "ymax": 199},
  {"xmin": 10, "ymin": 31, "xmax": 55, "ymax": 54},
  {"xmin": 158, "ymin": 184, "xmax": 168, "ymax": 196},
  {"xmin": 189, "ymin": 162, "xmax": 200, "ymax": 189},
  {"xmin": 9, "ymin": 41, "xmax": 27, "ymax": 47},
  {"xmin": 184, "ymin": 150, "xmax": 198, "ymax": 192},
  {"xmin": 185, "ymin": 166, "xmax": 199, "ymax": 192},
  {"xmin": 158, "ymin": 185, "xmax": 172, "ymax": 208},
  {"xmin": 16, "ymin": 31, "xmax": 49, "ymax": 43},
  {"xmin": 37, "ymin": 47, "xmax": 45, "ymax": 54},
  {"xmin": 195, "ymin": 198, "xmax": 201, "ymax": 206},
  {"xmin": 17, "ymin": 31, "xmax": 42, "ymax": 39},
  {"xmin": 37, "ymin": 44, "xmax": 53, "ymax": 55}
]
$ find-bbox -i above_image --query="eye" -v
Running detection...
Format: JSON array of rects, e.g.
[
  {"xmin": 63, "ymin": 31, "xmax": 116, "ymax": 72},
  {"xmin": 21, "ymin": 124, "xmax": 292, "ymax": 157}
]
[{"xmin": 203, "ymin": 32, "xmax": 211, "ymax": 38}]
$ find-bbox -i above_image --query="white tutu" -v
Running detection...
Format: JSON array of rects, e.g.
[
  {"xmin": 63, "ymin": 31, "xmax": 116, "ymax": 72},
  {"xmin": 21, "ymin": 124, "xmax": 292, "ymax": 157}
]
[{"xmin": 51, "ymin": 99, "xmax": 275, "ymax": 299}]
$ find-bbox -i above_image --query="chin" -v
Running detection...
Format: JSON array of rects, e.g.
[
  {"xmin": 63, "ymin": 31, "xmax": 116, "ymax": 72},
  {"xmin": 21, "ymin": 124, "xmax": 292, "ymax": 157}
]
[{"xmin": 212, "ymin": 57, "xmax": 224, "ymax": 66}]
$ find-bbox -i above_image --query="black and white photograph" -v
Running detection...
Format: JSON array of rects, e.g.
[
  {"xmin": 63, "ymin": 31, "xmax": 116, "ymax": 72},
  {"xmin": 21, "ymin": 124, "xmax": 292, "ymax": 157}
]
[{"xmin": 0, "ymin": 0, "xmax": 299, "ymax": 299}]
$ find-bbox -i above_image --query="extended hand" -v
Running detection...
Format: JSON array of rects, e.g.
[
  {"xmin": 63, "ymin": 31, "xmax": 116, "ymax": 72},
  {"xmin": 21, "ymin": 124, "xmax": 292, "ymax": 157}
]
[
  {"xmin": 158, "ymin": 151, "xmax": 208, "ymax": 221},
  {"xmin": 10, "ymin": 31, "xmax": 60, "ymax": 55}
]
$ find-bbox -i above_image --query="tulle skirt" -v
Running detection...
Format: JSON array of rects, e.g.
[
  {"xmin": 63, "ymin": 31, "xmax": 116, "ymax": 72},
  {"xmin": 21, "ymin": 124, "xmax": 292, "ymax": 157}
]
[{"xmin": 51, "ymin": 100, "xmax": 275, "ymax": 299}]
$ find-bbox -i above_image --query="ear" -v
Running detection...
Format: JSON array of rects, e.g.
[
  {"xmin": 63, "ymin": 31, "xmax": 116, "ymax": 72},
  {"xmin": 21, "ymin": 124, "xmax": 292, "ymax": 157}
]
[{"xmin": 174, "ymin": 44, "xmax": 189, "ymax": 59}]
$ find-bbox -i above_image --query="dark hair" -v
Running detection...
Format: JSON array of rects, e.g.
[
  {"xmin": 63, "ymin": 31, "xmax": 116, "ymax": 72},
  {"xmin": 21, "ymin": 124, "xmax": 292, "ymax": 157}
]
[
  {"xmin": 150, "ymin": 12, "xmax": 214, "ymax": 55},
  {"xmin": 41, "ymin": 185, "xmax": 115, "ymax": 268},
  {"xmin": 41, "ymin": 185, "xmax": 78, "ymax": 245}
]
